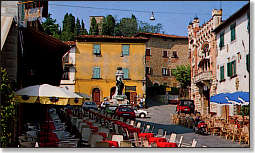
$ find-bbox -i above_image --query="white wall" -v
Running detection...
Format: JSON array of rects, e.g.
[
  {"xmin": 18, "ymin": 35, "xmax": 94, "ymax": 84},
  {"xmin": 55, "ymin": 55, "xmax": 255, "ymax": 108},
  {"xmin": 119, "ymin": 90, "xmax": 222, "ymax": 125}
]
[
  {"xmin": 216, "ymin": 12, "xmax": 249, "ymax": 94},
  {"xmin": 60, "ymin": 46, "xmax": 76, "ymax": 92}
]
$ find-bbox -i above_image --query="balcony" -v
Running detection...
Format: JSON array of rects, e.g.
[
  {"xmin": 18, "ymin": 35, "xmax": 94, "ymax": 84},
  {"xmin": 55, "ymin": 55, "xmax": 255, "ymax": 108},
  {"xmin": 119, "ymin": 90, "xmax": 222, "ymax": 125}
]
[{"xmin": 193, "ymin": 71, "xmax": 212, "ymax": 84}]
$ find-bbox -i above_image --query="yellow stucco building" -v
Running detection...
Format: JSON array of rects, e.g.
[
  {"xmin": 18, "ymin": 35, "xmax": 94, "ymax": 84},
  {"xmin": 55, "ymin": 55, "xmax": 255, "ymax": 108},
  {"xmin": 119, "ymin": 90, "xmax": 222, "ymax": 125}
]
[{"xmin": 75, "ymin": 35, "xmax": 149, "ymax": 105}]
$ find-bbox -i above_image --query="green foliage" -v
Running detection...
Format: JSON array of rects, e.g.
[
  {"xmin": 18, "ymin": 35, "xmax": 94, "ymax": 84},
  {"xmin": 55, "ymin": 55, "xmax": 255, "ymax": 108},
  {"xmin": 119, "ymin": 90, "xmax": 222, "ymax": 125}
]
[
  {"xmin": 74, "ymin": 17, "xmax": 81, "ymax": 37},
  {"xmin": 117, "ymin": 14, "xmax": 138, "ymax": 36},
  {"xmin": 239, "ymin": 104, "xmax": 249, "ymax": 116},
  {"xmin": 41, "ymin": 14, "xmax": 60, "ymax": 37},
  {"xmin": 102, "ymin": 15, "xmax": 116, "ymax": 35},
  {"xmin": 89, "ymin": 17, "xmax": 99, "ymax": 35},
  {"xmin": 80, "ymin": 20, "xmax": 88, "ymax": 35},
  {"xmin": 138, "ymin": 21, "xmax": 163, "ymax": 33},
  {"xmin": 0, "ymin": 67, "xmax": 16, "ymax": 147},
  {"xmin": 172, "ymin": 65, "xmax": 191, "ymax": 88}
]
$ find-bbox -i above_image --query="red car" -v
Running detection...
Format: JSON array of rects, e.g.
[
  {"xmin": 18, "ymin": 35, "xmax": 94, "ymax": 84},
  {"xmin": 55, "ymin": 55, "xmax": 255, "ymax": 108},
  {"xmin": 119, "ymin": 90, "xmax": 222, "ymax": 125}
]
[
  {"xmin": 176, "ymin": 100, "xmax": 195, "ymax": 114},
  {"xmin": 115, "ymin": 106, "xmax": 136, "ymax": 119}
]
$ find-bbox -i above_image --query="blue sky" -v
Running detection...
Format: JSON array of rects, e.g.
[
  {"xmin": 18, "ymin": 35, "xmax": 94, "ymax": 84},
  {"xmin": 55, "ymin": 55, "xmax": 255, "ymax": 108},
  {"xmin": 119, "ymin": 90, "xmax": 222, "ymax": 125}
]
[{"xmin": 48, "ymin": 1, "xmax": 248, "ymax": 36}]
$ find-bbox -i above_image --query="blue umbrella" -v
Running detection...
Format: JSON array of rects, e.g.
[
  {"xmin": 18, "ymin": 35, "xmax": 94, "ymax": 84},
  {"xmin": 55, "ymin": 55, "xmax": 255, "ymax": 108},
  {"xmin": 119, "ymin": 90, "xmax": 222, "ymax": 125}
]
[
  {"xmin": 210, "ymin": 93, "xmax": 232, "ymax": 104},
  {"xmin": 226, "ymin": 91, "xmax": 250, "ymax": 105}
]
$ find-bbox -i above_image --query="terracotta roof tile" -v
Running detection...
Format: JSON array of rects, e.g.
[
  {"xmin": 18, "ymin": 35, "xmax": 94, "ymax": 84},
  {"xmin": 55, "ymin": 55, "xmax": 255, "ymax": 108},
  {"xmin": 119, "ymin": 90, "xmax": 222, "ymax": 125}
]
[
  {"xmin": 78, "ymin": 35, "xmax": 149, "ymax": 40},
  {"xmin": 64, "ymin": 41, "xmax": 76, "ymax": 46}
]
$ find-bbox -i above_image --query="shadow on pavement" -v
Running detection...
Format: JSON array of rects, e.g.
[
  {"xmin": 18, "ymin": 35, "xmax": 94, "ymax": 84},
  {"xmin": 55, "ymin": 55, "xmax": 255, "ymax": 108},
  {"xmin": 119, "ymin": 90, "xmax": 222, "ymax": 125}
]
[{"xmin": 137, "ymin": 120, "xmax": 194, "ymax": 135}]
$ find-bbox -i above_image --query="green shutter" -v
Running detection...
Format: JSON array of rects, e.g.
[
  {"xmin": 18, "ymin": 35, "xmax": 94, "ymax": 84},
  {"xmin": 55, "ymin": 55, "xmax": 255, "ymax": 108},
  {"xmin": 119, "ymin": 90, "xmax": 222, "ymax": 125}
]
[
  {"xmin": 93, "ymin": 67, "xmax": 100, "ymax": 78},
  {"xmin": 123, "ymin": 68, "xmax": 129, "ymax": 79},
  {"xmin": 122, "ymin": 45, "xmax": 129, "ymax": 56},
  {"xmin": 220, "ymin": 32, "xmax": 224, "ymax": 48},
  {"xmin": 246, "ymin": 54, "xmax": 250, "ymax": 72},
  {"xmin": 220, "ymin": 66, "xmax": 224, "ymax": 81},
  {"xmin": 93, "ymin": 44, "xmax": 100, "ymax": 54},
  {"xmin": 230, "ymin": 23, "xmax": 236, "ymax": 41},
  {"xmin": 233, "ymin": 60, "xmax": 236, "ymax": 75},
  {"xmin": 227, "ymin": 62, "xmax": 230, "ymax": 77}
]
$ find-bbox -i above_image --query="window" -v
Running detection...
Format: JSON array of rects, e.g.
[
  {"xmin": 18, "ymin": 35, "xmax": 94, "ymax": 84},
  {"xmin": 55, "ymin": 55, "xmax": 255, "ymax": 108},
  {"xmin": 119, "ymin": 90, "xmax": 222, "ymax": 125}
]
[
  {"xmin": 220, "ymin": 65, "xmax": 225, "ymax": 81},
  {"xmin": 122, "ymin": 68, "xmax": 129, "ymax": 79},
  {"xmin": 172, "ymin": 51, "xmax": 178, "ymax": 58},
  {"xmin": 92, "ymin": 67, "xmax": 100, "ymax": 78},
  {"xmin": 146, "ymin": 67, "xmax": 152, "ymax": 75},
  {"xmin": 230, "ymin": 23, "xmax": 236, "ymax": 41},
  {"xmin": 146, "ymin": 48, "xmax": 151, "ymax": 56},
  {"xmin": 171, "ymin": 69, "xmax": 176, "ymax": 76},
  {"xmin": 227, "ymin": 60, "xmax": 236, "ymax": 78},
  {"xmin": 63, "ymin": 53, "xmax": 69, "ymax": 63},
  {"xmin": 162, "ymin": 68, "xmax": 170, "ymax": 76},
  {"xmin": 162, "ymin": 51, "xmax": 168, "ymax": 58},
  {"xmin": 246, "ymin": 54, "xmax": 250, "ymax": 72},
  {"xmin": 62, "ymin": 67, "xmax": 69, "ymax": 80},
  {"xmin": 93, "ymin": 44, "xmax": 101, "ymax": 55},
  {"xmin": 219, "ymin": 31, "xmax": 224, "ymax": 49},
  {"xmin": 122, "ymin": 44, "xmax": 130, "ymax": 56}
]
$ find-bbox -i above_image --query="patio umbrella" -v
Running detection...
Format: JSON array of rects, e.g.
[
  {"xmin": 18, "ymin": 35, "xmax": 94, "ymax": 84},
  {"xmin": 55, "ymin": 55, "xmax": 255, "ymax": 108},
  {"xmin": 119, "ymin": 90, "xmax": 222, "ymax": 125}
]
[
  {"xmin": 15, "ymin": 84, "xmax": 83, "ymax": 105},
  {"xmin": 225, "ymin": 91, "xmax": 249, "ymax": 105},
  {"xmin": 210, "ymin": 93, "xmax": 232, "ymax": 104}
]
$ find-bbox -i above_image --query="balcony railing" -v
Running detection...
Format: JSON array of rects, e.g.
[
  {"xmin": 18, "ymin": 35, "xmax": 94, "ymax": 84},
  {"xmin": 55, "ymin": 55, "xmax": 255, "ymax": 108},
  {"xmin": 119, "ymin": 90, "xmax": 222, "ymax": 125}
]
[{"xmin": 193, "ymin": 71, "xmax": 212, "ymax": 84}]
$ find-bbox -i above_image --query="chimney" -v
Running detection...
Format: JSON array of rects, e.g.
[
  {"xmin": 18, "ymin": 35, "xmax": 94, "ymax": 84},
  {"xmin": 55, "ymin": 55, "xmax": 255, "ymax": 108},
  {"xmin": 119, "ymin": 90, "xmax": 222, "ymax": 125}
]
[
  {"xmin": 212, "ymin": 9, "xmax": 222, "ymax": 29},
  {"xmin": 192, "ymin": 17, "xmax": 199, "ymax": 28}
]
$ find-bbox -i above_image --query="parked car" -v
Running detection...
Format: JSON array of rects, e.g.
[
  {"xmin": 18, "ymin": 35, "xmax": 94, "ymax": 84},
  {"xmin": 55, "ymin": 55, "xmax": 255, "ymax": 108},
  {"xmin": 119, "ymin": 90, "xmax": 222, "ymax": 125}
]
[
  {"xmin": 105, "ymin": 105, "xmax": 118, "ymax": 115},
  {"xmin": 176, "ymin": 100, "xmax": 195, "ymax": 114},
  {"xmin": 82, "ymin": 101, "xmax": 98, "ymax": 110},
  {"xmin": 133, "ymin": 107, "xmax": 148, "ymax": 118},
  {"xmin": 100, "ymin": 101, "xmax": 110, "ymax": 110},
  {"xmin": 115, "ymin": 106, "xmax": 136, "ymax": 119}
]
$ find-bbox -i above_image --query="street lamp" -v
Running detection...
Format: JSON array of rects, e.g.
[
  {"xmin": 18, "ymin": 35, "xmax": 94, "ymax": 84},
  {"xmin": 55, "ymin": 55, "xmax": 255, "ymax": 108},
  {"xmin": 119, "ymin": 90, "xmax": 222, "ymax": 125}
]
[{"xmin": 150, "ymin": 12, "xmax": 155, "ymax": 21}]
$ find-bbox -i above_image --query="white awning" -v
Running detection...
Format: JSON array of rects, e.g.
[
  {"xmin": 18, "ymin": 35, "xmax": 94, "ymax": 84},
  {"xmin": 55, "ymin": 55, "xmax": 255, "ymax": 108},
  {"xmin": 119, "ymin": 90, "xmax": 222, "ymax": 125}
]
[{"xmin": 1, "ymin": 16, "xmax": 13, "ymax": 50}]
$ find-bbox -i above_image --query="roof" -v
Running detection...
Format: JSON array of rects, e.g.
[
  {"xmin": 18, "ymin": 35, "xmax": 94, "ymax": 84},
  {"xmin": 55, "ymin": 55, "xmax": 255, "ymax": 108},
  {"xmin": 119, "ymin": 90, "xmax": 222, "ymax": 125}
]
[
  {"xmin": 213, "ymin": 3, "xmax": 249, "ymax": 33},
  {"xmin": 64, "ymin": 41, "xmax": 76, "ymax": 46},
  {"xmin": 135, "ymin": 32, "xmax": 188, "ymax": 39},
  {"xmin": 77, "ymin": 35, "xmax": 149, "ymax": 43},
  {"xmin": 1, "ymin": 16, "xmax": 13, "ymax": 50}
]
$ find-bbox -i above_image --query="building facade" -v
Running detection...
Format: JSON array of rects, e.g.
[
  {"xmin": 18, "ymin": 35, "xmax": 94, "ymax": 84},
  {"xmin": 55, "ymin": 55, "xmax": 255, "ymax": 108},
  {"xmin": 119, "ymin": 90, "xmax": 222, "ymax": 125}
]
[
  {"xmin": 75, "ymin": 35, "xmax": 148, "ymax": 105},
  {"xmin": 135, "ymin": 33, "xmax": 189, "ymax": 101},
  {"xmin": 89, "ymin": 16, "xmax": 104, "ymax": 34},
  {"xmin": 188, "ymin": 9, "xmax": 222, "ymax": 115},
  {"xmin": 60, "ymin": 41, "xmax": 76, "ymax": 92},
  {"xmin": 213, "ymin": 3, "xmax": 249, "ymax": 115}
]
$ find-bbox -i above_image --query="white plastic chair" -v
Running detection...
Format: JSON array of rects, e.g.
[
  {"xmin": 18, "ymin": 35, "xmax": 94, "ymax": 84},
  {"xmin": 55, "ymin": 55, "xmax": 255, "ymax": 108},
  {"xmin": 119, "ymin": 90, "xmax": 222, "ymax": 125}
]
[{"xmin": 112, "ymin": 135, "xmax": 124, "ymax": 146}]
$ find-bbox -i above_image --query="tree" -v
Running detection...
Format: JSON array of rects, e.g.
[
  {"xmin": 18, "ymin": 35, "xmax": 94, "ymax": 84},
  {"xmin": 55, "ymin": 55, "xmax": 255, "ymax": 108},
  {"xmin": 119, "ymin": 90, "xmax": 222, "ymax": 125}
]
[
  {"xmin": 89, "ymin": 17, "xmax": 99, "ymax": 35},
  {"xmin": 117, "ymin": 14, "xmax": 138, "ymax": 36},
  {"xmin": 172, "ymin": 65, "xmax": 191, "ymax": 98},
  {"xmin": 80, "ymin": 19, "xmax": 88, "ymax": 35},
  {"xmin": 138, "ymin": 21, "xmax": 163, "ymax": 33},
  {"xmin": 101, "ymin": 17, "xmax": 108, "ymax": 35},
  {"xmin": 41, "ymin": 14, "xmax": 59, "ymax": 36},
  {"xmin": 74, "ymin": 17, "xmax": 81, "ymax": 37},
  {"xmin": 102, "ymin": 15, "xmax": 115, "ymax": 35},
  {"xmin": 61, "ymin": 13, "xmax": 75, "ymax": 40}
]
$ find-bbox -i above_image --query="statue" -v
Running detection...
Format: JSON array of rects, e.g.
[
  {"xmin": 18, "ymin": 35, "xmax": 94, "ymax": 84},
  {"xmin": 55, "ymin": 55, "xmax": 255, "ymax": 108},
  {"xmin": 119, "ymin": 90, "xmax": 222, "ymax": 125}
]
[{"xmin": 116, "ymin": 76, "xmax": 124, "ymax": 95}]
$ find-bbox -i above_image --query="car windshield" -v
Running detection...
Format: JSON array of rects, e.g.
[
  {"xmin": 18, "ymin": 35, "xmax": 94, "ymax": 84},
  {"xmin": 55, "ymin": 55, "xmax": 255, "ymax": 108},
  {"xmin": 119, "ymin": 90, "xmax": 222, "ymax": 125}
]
[
  {"xmin": 108, "ymin": 106, "xmax": 117, "ymax": 110},
  {"xmin": 119, "ymin": 107, "xmax": 133, "ymax": 112},
  {"xmin": 85, "ymin": 102, "xmax": 96, "ymax": 105},
  {"xmin": 179, "ymin": 100, "xmax": 193, "ymax": 106}
]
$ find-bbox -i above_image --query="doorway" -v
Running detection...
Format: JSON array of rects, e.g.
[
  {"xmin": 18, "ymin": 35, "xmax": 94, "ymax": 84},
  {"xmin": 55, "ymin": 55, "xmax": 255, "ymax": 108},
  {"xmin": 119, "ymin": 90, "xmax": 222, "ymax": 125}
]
[
  {"xmin": 110, "ymin": 87, "xmax": 116, "ymax": 99},
  {"xmin": 92, "ymin": 88, "xmax": 100, "ymax": 105}
]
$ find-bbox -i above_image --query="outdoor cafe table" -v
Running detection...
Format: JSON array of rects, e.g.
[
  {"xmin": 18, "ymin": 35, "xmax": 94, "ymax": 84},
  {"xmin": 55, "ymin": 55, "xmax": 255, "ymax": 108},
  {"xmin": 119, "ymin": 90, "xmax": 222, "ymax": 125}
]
[
  {"xmin": 156, "ymin": 142, "xmax": 177, "ymax": 148},
  {"xmin": 102, "ymin": 140, "xmax": 119, "ymax": 147},
  {"xmin": 148, "ymin": 137, "xmax": 167, "ymax": 144},
  {"xmin": 138, "ymin": 133, "xmax": 154, "ymax": 139}
]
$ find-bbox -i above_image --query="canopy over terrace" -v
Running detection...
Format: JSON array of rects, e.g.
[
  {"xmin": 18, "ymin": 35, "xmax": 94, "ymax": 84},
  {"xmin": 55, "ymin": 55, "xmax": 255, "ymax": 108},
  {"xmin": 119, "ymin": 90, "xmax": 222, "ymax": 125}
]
[
  {"xmin": 210, "ymin": 92, "xmax": 249, "ymax": 105},
  {"xmin": 20, "ymin": 28, "xmax": 70, "ymax": 87}
]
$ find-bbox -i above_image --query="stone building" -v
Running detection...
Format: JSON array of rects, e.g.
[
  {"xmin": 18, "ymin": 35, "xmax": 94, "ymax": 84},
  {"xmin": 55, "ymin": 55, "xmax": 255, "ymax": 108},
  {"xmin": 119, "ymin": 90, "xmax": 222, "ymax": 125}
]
[
  {"xmin": 135, "ymin": 33, "xmax": 189, "ymax": 102},
  {"xmin": 212, "ymin": 3, "xmax": 249, "ymax": 116},
  {"xmin": 188, "ymin": 9, "xmax": 222, "ymax": 115},
  {"xmin": 89, "ymin": 16, "xmax": 104, "ymax": 34}
]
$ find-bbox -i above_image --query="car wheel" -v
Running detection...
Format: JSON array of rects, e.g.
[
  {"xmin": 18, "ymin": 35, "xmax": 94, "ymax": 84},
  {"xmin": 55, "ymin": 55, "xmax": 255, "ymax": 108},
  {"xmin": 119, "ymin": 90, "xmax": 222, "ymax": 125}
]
[{"xmin": 139, "ymin": 113, "xmax": 146, "ymax": 118}]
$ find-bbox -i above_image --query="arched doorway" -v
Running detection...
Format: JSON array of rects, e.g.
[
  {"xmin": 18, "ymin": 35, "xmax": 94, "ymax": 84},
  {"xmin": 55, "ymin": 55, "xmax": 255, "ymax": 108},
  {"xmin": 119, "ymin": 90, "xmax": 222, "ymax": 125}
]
[
  {"xmin": 110, "ymin": 87, "xmax": 116, "ymax": 99},
  {"xmin": 92, "ymin": 88, "xmax": 100, "ymax": 105}
]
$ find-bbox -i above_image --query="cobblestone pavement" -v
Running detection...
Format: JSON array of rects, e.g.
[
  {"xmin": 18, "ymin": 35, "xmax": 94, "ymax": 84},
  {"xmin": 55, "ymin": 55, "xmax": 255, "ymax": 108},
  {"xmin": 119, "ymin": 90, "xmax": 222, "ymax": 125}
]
[{"xmin": 137, "ymin": 104, "xmax": 249, "ymax": 148}]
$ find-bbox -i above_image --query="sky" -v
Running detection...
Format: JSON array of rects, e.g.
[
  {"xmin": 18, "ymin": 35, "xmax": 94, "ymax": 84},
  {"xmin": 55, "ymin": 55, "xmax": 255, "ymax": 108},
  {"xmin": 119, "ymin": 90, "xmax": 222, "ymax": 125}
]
[{"xmin": 48, "ymin": 1, "xmax": 249, "ymax": 37}]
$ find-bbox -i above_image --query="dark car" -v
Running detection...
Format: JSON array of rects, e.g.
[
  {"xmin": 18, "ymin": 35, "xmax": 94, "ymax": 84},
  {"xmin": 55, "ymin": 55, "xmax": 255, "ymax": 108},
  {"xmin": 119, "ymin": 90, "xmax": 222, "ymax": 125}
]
[
  {"xmin": 115, "ymin": 106, "xmax": 136, "ymax": 119},
  {"xmin": 82, "ymin": 101, "xmax": 98, "ymax": 110},
  {"xmin": 176, "ymin": 100, "xmax": 195, "ymax": 114},
  {"xmin": 105, "ymin": 105, "xmax": 118, "ymax": 115}
]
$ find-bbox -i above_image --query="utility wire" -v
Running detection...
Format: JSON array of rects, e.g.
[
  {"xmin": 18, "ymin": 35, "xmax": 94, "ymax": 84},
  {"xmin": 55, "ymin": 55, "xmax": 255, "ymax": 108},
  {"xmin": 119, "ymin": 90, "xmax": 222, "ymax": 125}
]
[{"xmin": 49, "ymin": 3, "xmax": 212, "ymax": 16}]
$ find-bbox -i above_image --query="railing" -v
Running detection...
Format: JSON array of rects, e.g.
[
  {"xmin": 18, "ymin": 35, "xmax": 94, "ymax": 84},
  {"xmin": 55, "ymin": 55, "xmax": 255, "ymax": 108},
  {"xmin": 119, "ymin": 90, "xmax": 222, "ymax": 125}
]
[{"xmin": 193, "ymin": 71, "xmax": 212, "ymax": 84}]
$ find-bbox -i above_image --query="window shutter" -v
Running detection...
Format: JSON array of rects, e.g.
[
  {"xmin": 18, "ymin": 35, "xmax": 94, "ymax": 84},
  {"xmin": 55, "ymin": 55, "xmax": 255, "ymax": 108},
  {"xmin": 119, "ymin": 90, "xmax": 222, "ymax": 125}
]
[
  {"xmin": 246, "ymin": 54, "xmax": 250, "ymax": 72},
  {"xmin": 123, "ymin": 68, "xmax": 129, "ymax": 79},
  {"xmin": 227, "ymin": 62, "xmax": 230, "ymax": 77},
  {"xmin": 233, "ymin": 60, "xmax": 236, "ymax": 75},
  {"xmin": 220, "ymin": 66, "xmax": 224, "ymax": 81},
  {"xmin": 230, "ymin": 23, "xmax": 236, "ymax": 41},
  {"xmin": 122, "ymin": 45, "xmax": 130, "ymax": 56},
  {"xmin": 247, "ymin": 12, "xmax": 250, "ymax": 32},
  {"xmin": 93, "ymin": 67, "xmax": 100, "ymax": 78},
  {"xmin": 93, "ymin": 44, "xmax": 100, "ymax": 54},
  {"xmin": 220, "ymin": 32, "xmax": 224, "ymax": 48}
]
